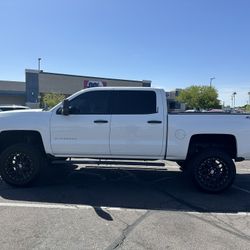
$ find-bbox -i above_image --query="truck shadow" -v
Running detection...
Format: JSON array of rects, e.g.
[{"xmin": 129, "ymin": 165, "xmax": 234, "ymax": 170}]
[{"xmin": 0, "ymin": 162, "xmax": 250, "ymax": 214}]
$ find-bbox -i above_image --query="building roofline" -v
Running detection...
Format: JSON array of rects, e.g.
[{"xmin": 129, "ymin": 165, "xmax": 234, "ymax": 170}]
[
  {"xmin": 25, "ymin": 69, "xmax": 151, "ymax": 84},
  {"xmin": 0, "ymin": 80, "xmax": 25, "ymax": 84}
]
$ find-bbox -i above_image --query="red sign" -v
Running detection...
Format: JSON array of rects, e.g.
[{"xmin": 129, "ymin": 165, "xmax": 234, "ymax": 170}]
[{"xmin": 83, "ymin": 80, "xmax": 107, "ymax": 88}]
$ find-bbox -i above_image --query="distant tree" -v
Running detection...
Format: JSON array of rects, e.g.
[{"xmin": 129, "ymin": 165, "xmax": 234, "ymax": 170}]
[
  {"xmin": 247, "ymin": 105, "xmax": 250, "ymax": 112},
  {"xmin": 42, "ymin": 93, "xmax": 65, "ymax": 109},
  {"xmin": 242, "ymin": 104, "xmax": 250, "ymax": 112},
  {"xmin": 177, "ymin": 85, "xmax": 221, "ymax": 110}
]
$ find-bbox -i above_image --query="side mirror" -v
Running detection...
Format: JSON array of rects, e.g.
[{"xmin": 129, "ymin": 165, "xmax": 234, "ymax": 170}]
[{"xmin": 62, "ymin": 99, "xmax": 70, "ymax": 115}]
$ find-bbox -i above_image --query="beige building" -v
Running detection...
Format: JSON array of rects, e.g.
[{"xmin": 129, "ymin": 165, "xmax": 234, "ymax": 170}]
[
  {"xmin": 0, "ymin": 69, "xmax": 151, "ymax": 107},
  {"xmin": 38, "ymin": 71, "xmax": 150, "ymax": 95},
  {"xmin": 0, "ymin": 70, "xmax": 187, "ymax": 112},
  {"xmin": 0, "ymin": 80, "xmax": 26, "ymax": 105}
]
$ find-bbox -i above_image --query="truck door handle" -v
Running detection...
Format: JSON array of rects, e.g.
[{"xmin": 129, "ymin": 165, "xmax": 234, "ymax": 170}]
[
  {"xmin": 94, "ymin": 120, "xmax": 108, "ymax": 124},
  {"xmin": 147, "ymin": 120, "xmax": 162, "ymax": 124}
]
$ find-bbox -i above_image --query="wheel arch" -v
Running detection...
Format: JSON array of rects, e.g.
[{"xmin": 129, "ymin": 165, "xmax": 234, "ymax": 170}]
[
  {"xmin": 187, "ymin": 134, "xmax": 237, "ymax": 160},
  {"xmin": 0, "ymin": 130, "xmax": 46, "ymax": 155}
]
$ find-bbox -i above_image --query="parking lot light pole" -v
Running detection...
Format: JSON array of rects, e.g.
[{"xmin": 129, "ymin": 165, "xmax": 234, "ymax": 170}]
[
  {"xmin": 38, "ymin": 58, "xmax": 41, "ymax": 71},
  {"xmin": 210, "ymin": 77, "xmax": 215, "ymax": 87},
  {"xmin": 248, "ymin": 92, "xmax": 250, "ymax": 105},
  {"xmin": 232, "ymin": 92, "xmax": 237, "ymax": 108}
]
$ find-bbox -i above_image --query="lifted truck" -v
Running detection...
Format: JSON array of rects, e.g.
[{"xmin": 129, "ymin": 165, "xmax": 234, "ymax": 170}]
[{"xmin": 0, "ymin": 87, "xmax": 249, "ymax": 192}]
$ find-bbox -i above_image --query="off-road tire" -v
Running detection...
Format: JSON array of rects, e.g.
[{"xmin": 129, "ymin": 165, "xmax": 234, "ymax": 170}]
[
  {"xmin": 0, "ymin": 143, "xmax": 43, "ymax": 187},
  {"xmin": 189, "ymin": 149, "xmax": 236, "ymax": 193}
]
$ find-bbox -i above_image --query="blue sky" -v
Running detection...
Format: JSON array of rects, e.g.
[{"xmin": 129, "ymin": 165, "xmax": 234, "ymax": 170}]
[{"xmin": 0, "ymin": 0, "xmax": 250, "ymax": 106}]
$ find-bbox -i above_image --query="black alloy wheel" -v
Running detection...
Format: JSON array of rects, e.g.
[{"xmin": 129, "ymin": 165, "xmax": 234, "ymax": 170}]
[
  {"xmin": 190, "ymin": 149, "xmax": 236, "ymax": 193},
  {"xmin": 0, "ymin": 144, "xmax": 43, "ymax": 186}
]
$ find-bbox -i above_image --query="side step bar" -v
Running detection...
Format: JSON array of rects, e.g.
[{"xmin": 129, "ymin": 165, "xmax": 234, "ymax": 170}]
[{"xmin": 51, "ymin": 159, "xmax": 165, "ymax": 167}]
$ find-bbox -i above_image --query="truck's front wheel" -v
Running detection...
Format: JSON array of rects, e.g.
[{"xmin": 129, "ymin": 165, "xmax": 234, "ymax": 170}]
[
  {"xmin": 0, "ymin": 144, "xmax": 43, "ymax": 187},
  {"xmin": 189, "ymin": 149, "xmax": 236, "ymax": 193}
]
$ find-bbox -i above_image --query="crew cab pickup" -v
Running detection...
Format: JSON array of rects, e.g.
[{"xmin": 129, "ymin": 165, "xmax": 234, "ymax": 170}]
[{"xmin": 0, "ymin": 87, "xmax": 250, "ymax": 192}]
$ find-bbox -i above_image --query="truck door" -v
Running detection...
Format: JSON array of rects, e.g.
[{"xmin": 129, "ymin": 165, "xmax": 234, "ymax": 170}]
[
  {"xmin": 110, "ymin": 90, "xmax": 164, "ymax": 157},
  {"xmin": 50, "ymin": 90, "xmax": 111, "ymax": 156}
]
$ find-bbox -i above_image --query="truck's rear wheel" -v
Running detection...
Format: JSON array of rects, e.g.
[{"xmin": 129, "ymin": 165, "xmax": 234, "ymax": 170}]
[
  {"xmin": 189, "ymin": 149, "xmax": 236, "ymax": 193},
  {"xmin": 0, "ymin": 144, "xmax": 43, "ymax": 187}
]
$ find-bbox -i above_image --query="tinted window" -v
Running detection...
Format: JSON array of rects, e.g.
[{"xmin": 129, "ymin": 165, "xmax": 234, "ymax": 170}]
[
  {"xmin": 111, "ymin": 91, "xmax": 156, "ymax": 114},
  {"xmin": 69, "ymin": 91, "xmax": 110, "ymax": 115},
  {"xmin": 1, "ymin": 108, "xmax": 13, "ymax": 111},
  {"xmin": 0, "ymin": 107, "xmax": 28, "ymax": 111}
]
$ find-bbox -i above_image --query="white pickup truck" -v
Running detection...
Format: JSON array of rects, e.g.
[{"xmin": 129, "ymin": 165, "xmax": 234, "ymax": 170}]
[{"xmin": 0, "ymin": 87, "xmax": 249, "ymax": 192}]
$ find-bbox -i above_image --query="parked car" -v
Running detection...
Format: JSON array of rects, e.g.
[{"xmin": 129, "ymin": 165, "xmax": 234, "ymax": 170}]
[
  {"xmin": 0, "ymin": 105, "xmax": 30, "ymax": 112},
  {"xmin": 185, "ymin": 109, "xmax": 199, "ymax": 112},
  {"xmin": 205, "ymin": 109, "xmax": 225, "ymax": 113}
]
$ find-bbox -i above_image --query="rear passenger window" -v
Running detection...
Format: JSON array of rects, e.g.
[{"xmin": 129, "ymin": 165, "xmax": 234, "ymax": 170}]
[{"xmin": 112, "ymin": 91, "xmax": 156, "ymax": 114}]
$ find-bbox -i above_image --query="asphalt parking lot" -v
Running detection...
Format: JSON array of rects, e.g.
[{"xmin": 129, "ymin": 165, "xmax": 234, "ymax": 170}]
[{"xmin": 0, "ymin": 160, "xmax": 250, "ymax": 250}]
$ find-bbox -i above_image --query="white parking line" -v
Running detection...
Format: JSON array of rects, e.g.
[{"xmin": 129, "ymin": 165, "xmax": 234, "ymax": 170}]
[
  {"xmin": 232, "ymin": 185, "xmax": 250, "ymax": 194},
  {"xmin": 187, "ymin": 211, "xmax": 250, "ymax": 216},
  {"xmin": 0, "ymin": 202, "xmax": 140, "ymax": 212},
  {"xmin": 0, "ymin": 202, "xmax": 249, "ymax": 216},
  {"xmin": 237, "ymin": 168, "xmax": 250, "ymax": 172},
  {"xmin": 0, "ymin": 202, "xmax": 82, "ymax": 210}
]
